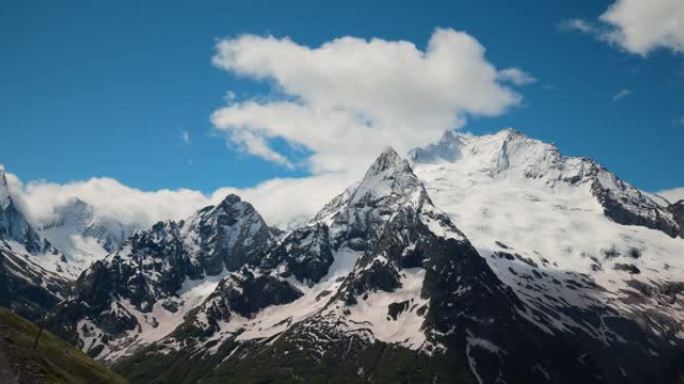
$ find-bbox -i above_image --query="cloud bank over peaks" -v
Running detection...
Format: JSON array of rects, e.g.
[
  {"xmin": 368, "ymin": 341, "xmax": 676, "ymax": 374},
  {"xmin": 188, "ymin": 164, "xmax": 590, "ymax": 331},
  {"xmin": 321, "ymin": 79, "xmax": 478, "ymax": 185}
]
[
  {"xmin": 211, "ymin": 28, "xmax": 532, "ymax": 176},
  {"xmin": 2, "ymin": 166, "xmax": 352, "ymax": 231}
]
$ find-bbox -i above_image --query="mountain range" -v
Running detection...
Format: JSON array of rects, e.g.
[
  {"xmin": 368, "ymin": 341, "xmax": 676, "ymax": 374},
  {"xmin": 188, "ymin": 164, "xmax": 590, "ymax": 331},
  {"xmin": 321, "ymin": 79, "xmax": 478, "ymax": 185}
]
[{"xmin": 1, "ymin": 129, "xmax": 683, "ymax": 383}]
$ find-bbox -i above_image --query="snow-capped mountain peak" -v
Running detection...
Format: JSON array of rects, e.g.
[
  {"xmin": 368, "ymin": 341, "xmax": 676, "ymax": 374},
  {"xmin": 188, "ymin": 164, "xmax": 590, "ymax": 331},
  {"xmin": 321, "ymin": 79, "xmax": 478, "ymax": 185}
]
[
  {"xmin": 181, "ymin": 192, "xmax": 273, "ymax": 273},
  {"xmin": 363, "ymin": 146, "xmax": 404, "ymax": 176},
  {"xmin": 311, "ymin": 146, "xmax": 430, "ymax": 225},
  {"xmin": 411, "ymin": 128, "xmax": 568, "ymax": 181},
  {"xmin": 411, "ymin": 128, "xmax": 681, "ymax": 238},
  {"xmin": 40, "ymin": 197, "xmax": 136, "ymax": 271}
]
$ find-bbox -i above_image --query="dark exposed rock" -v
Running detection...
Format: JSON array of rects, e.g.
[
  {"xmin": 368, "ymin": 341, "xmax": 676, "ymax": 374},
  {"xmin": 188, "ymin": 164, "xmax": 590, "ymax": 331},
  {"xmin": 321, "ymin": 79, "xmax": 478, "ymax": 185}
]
[
  {"xmin": 262, "ymin": 223, "xmax": 334, "ymax": 284},
  {"xmin": 201, "ymin": 271, "xmax": 302, "ymax": 323},
  {"xmin": 338, "ymin": 260, "xmax": 401, "ymax": 306},
  {"xmin": 613, "ymin": 263, "xmax": 641, "ymax": 274},
  {"xmin": 627, "ymin": 247, "xmax": 641, "ymax": 259},
  {"xmin": 495, "ymin": 251, "xmax": 515, "ymax": 260},
  {"xmin": 387, "ymin": 300, "xmax": 409, "ymax": 320},
  {"xmin": 626, "ymin": 279, "xmax": 684, "ymax": 305},
  {"xmin": 668, "ymin": 200, "xmax": 684, "ymax": 237},
  {"xmin": 514, "ymin": 253, "xmax": 539, "ymax": 268},
  {"xmin": 592, "ymin": 179, "xmax": 680, "ymax": 238}
]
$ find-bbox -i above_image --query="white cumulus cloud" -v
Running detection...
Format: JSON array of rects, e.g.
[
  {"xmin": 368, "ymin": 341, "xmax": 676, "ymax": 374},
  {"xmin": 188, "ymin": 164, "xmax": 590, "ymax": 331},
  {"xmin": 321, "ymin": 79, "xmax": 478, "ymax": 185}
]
[
  {"xmin": 211, "ymin": 28, "xmax": 530, "ymax": 175},
  {"xmin": 3, "ymin": 167, "xmax": 349, "ymax": 230},
  {"xmin": 562, "ymin": 0, "xmax": 684, "ymax": 56}
]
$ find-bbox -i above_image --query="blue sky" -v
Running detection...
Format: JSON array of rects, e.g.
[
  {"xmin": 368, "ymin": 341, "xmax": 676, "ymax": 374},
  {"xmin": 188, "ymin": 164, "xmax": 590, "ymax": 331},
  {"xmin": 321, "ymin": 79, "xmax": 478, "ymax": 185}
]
[{"xmin": 1, "ymin": 0, "xmax": 682, "ymax": 193}]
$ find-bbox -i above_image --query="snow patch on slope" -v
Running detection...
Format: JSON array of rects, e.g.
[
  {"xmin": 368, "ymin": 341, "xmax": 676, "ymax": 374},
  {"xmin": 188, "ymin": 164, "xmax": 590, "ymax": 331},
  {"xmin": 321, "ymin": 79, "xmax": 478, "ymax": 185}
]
[{"xmin": 341, "ymin": 268, "xmax": 428, "ymax": 349}]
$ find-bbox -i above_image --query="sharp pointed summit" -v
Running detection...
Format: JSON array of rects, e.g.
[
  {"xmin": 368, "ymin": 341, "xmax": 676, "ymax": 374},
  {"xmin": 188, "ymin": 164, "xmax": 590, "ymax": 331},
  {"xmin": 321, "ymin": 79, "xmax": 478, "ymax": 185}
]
[{"xmin": 364, "ymin": 146, "xmax": 403, "ymax": 175}]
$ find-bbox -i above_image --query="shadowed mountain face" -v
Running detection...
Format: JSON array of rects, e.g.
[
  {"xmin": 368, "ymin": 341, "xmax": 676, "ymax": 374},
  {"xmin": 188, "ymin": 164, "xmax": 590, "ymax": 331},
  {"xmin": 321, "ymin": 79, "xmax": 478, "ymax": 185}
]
[{"xmin": 1, "ymin": 130, "xmax": 682, "ymax": 383}]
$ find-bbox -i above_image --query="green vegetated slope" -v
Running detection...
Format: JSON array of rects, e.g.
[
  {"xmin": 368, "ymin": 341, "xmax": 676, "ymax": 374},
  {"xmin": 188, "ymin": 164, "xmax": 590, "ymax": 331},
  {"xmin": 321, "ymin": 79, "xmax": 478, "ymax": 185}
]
[
  {"xmin": 115, "ymin": 335, "xmax": 476, "ymax": 384},
  {"xmin": 0, "ymin": 306, "xmax": 127, "ymax": 384}
]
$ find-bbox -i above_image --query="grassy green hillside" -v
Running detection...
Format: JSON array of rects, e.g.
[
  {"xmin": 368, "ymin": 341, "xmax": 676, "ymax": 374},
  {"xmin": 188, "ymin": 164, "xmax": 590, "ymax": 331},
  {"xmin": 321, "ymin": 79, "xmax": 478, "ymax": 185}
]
[{"xmin": 0, "ymin": 307, "xmax": 127, "ymax": 384}]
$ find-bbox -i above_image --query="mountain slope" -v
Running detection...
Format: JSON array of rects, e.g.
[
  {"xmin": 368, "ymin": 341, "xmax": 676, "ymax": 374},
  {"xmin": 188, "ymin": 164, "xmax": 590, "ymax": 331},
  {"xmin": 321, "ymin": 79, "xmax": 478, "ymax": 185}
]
[
  {"xmin": 0, "ymin": 167, "xmax": 51, "ymax": 255},
  {"xmin": 40, "ymin": 198, "xmax": 136, "ymax": 271},
  {"xmin": 40, "ymin": 132, "xmax": 684, "ymax": 383},
  {"xmin": 46, "ymin": 193, "xmax": 276, "ymax": 360},
  {"xmin": 410, "ymin": 129, "xmax": 684, "ymax": 381},
  {"xmin": 409, "ymin": 129, "xmax": 684, "ymax": 309},
  {"xmin": 115, "ymin": 148, "xmax": 502, "ymax": 383},
  {"xmin": 0, "ymin": 169, "xmax": 132, "ymax": 324},
  {"xmin": 0, "ymin": 307, "xmax": 126, "ymax": 384},
  {"xmin": 0, "ymin": 166, "xmax": 70, "ymax": 321},
  {"xmin": 108, "ymin": 146, "xmax": 684, "ymax": 383}
]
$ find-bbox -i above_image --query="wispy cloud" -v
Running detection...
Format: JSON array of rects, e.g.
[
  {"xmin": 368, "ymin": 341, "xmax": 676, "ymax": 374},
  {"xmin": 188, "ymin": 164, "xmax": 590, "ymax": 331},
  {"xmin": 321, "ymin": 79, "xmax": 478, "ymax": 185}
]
[
  {"xmin": 558, "ymin": 18, "xmax": 600, "ymax": 35},
  {"xmin": 182, "ymin": 130, "xmax": 191, "ymax": 145},
  {"xmin": 497, "ymin": 68, "xmax": 537, "ymax": 85},
  {"xmin": 613, "ymin": 89, "xmax": 632, "ymax": 101}
]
